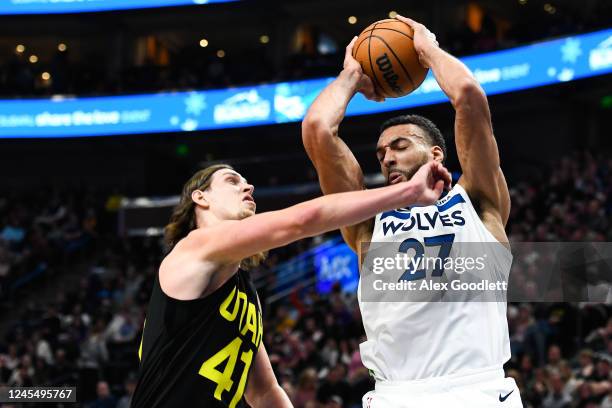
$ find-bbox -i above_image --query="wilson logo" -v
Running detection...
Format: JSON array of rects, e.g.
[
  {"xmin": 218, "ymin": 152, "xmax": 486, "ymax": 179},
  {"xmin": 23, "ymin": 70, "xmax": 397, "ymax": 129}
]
[{"xmin": 375, "ymin": 53, "xmax": 402, "ymax": 94}]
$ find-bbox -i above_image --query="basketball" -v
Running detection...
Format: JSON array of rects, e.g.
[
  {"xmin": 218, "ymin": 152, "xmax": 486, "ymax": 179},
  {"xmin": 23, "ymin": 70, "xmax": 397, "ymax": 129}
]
[{"xmin": 352, "ymin": 18, "xmax": 429, "ymax": 98}]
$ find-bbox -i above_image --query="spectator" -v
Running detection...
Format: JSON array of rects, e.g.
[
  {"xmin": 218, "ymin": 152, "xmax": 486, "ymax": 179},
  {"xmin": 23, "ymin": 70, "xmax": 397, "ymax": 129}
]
[
  {"xmin": 105, "ymin": 304, "xmax": 139, "ymax": 344},
  {"xmin": 293, "ymin": 368, "xmax": 317, "ymax": 408},
  {"xmin": 49, "ymin": 349, "xmax": 77, "ymax": 386},
  {"xmin": 576, "ymin": 349, "xmax": 596, "ymax": 380},
  {"xmin": 87, "ymin": 381, "xmax": 117, "ymax": 408},
  {"xmin": 116, "ymin": 373, "xmax": 138, "ymax": 408},
  {"xmin": 78, "ymin": 319, "xmax": 109, "ymax": 371},
  {"xmin": 546, "ymin": 344, "xmax": 565, "ymax": 373},
  {"xmin": 33, "ymin": 330, "xmax": 54, "ymax": 366},
  {"xmin": 575, "ymin": 382, "xmax": 600, "ymax": 408},
  {"xmin": 542, "ymin": 370, "xmax": 572, "ymax": 408},
  {"xmin": 317, "ymin": 364, "xmax": 351, "ymax": 405}
]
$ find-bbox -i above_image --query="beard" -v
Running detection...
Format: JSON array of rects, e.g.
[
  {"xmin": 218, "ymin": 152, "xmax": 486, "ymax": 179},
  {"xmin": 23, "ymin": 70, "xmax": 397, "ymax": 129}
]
[{"xmin": 386, "ymin": 158, "xmax": 428, "ymax": 186}]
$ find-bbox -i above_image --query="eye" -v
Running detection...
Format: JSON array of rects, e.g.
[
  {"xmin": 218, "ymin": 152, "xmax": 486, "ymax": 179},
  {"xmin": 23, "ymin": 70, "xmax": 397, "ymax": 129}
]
[{"xmin": 228, "ymin": 178, "xmax": 238, "ymax": 184}]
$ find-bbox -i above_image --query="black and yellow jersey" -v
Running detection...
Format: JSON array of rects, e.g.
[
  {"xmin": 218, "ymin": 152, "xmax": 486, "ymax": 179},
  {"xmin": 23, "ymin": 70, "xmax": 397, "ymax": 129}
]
[{"xmin": 131, "ymin": 269, "xmax": 262, "ymax": 408}]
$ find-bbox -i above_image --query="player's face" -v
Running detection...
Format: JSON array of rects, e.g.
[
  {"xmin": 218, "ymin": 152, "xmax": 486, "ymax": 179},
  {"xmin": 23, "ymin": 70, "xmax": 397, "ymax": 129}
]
[
  {"xmin": 376, "ymin": 124, "xmax": 432, "ymax": 185},
  {"xmin": 207, "ymin": 169, "xmax": 256, "ymax": 220}
]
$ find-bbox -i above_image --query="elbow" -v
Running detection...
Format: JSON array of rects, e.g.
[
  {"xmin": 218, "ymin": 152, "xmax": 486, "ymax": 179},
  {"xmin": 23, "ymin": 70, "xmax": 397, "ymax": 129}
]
[
  {"xmin": 302, "ymin": 114, "xmax": 323, "ymax": 136},
  {"xmin": 302, "ymin": 115, "xmax": 333, "ymax": 145},
  {"xmin": 452, "ymin": 79, "xmax": 486, "ymax": 109},
  {"xmin": 245, "ymin": 383, "xmax": 284, "ymax": 408}
]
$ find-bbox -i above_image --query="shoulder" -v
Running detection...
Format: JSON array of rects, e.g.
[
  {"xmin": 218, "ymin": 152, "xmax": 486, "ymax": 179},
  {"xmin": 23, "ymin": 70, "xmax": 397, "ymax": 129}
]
[
  {"xmin": 174, "ymin": 221, "xmax": 239, "ymax": 257},
  {"xmin": 159, "ymin": 238, "xmax": 220, "ymax": 300},
  {"xmin": 456, "ymin": 178, "xmax": 509, "ymax": 244},
  {"xmin": 455, "ymin": 177, "xmax": 483, "ymax": 212}
]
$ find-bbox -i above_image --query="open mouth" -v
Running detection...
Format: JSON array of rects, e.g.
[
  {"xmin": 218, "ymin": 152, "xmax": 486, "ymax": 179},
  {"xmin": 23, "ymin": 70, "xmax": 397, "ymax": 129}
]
[
  {"xmin": 389, "ymin": 172, "xmax": 404, "ymax": 185},
  {"xmin": 243, "ymin": 195, "xmax": 255, "ymax": 205}
]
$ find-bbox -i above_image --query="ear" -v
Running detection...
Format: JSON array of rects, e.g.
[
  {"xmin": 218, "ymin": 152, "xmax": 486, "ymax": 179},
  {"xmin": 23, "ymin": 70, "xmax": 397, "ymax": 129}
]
[
  {"xmin": 191, "ymin": 189, "xmax": 209, "ymax": 209},
  {"xmin": 431, "ymin": 145, "xmax": 444, "ymax": 163}
]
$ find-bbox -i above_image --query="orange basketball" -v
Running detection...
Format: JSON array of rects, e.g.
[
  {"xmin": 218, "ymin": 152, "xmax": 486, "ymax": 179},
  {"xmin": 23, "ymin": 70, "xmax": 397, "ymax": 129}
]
[{"xmin": 352, "ymin": 19, "xmax": 428, "ymax": 98}]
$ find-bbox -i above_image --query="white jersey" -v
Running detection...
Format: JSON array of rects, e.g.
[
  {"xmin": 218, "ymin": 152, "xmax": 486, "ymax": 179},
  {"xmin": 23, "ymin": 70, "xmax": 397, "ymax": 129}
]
[{"xmin": 358, "ymin": 183, "xmax": 512, "ymax": 381}]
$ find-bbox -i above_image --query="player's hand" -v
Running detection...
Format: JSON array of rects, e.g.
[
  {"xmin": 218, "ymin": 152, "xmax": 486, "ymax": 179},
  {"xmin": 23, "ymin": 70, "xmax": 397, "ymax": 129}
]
[
  {"xmin": 395, "ymin": 15, "xmax": 439, "ymax": 68},
  {"xmin": 343, "ymin": 36, "xmax": 385, "ymax": 102},
  {"xmin": 407, "ymin": 161, "xmax": 452, "ymax": 206}
]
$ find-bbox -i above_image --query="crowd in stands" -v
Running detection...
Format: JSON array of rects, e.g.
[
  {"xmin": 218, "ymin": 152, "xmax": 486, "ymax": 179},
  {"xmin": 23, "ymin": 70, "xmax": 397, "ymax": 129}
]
[
  {"xmin": 0, "ymin": 190, "xmax": 99, "ymax": 303},
  {"xmin": 0, "ymin": 151, "xmax": 610, "ymax": 407},
  {"xmin": 1, "ymin": 2, "xmax": 611, "ymax": 97}
]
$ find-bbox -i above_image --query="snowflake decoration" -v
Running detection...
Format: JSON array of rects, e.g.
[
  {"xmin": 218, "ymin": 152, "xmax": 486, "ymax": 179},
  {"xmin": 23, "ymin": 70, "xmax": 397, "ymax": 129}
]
[
  {"xmin": 561, "ymin": 38, "xmax": 582, "ymax": 64},
  {"xmin": 184, "ymin": 93, "xmax": 206, "ymax": 116}
]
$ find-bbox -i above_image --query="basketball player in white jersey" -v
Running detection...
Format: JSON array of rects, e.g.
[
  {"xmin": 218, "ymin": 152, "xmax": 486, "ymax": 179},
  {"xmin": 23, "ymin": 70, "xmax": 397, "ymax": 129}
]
[{"xmin": 302, "ymin": 16, "xmax": 522, "ymax": 407}]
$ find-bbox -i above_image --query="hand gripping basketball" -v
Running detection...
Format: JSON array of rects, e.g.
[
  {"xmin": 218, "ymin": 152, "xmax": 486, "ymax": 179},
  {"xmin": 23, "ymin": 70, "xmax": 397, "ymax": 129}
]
[
  {"xmin": 395, "ymin": 15, "xmax": 440, "ymax": 69},
  {"xmin": 344, "ymin": 36, "xmax": 386, "ymax": 102}
]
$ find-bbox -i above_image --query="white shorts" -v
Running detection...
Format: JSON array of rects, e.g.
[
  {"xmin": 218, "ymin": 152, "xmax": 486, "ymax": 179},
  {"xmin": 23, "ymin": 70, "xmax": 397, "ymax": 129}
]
[{"xmin": 362, "ymin": 366, "xmax": 523, "ymax": 408}]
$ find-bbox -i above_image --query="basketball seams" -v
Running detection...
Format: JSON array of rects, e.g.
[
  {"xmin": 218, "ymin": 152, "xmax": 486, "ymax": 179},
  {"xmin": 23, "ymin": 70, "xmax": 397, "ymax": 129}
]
[
  {"xmin": 353, "ymin": 36, "xmax": 369, "ymax": 60},
  {"xmin": 358, "ymin": 27, "xmax": 414, "ymax": 41},
  {"xmin": 353, "ymin": 37, "xmax": 369, "ymax": 79},
  {"xmin": 369, "ymin": 34, "xmax": 417, "ymax": 92},
  {"xmin": 367, "ymin": 22, "xmax": 388, "ymax": 97}
]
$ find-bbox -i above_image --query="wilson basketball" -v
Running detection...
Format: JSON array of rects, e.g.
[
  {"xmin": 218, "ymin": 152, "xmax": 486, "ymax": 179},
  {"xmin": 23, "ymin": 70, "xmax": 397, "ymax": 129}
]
[{"xmin": 352, "ymin": 19, "xmax": 429, "ymax": 98}]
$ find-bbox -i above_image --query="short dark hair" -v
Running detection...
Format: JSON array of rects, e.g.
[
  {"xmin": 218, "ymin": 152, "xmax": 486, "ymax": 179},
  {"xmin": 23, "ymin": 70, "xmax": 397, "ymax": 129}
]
[{"xmin": 379, "ymin": 114, "xmax": 447, "ymax": 161}]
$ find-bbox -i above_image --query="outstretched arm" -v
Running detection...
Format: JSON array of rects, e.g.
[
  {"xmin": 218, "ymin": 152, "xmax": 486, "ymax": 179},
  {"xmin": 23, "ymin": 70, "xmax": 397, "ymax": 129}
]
[
  {"xmin": 397, "ymin": 16, "xmax": 510, "ymax": 240},
  {"xmin": 302, "ymin": 37, "xmax": 385, "ymax": 251},
  {"xmin": 188, "ymin": 161, "xmax": 450, "ymax": 266}
]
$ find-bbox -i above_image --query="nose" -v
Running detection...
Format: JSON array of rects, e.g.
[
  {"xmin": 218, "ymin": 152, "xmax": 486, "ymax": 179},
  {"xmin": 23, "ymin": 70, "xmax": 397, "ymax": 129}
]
[
  {"xmin": 243, "ymin": 183, "xmax": 254, "ymax": 195},
  {"xmin": 382, "ymin": 148, "xmax": 396, "ymax": 169}
]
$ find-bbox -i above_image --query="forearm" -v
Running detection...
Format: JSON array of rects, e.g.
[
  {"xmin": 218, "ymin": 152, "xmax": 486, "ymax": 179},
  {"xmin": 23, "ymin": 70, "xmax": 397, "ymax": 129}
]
[
  {"xmin": 303, "ymin": 69, "xmax": 359, "ymax": 134},
  {"xmin": 423, "ymin": 47, "xmax": 483, "ymax": 107},
  {"xmin": 298, "ymin": 181, "xmax": 418, "ymax": 238},
  {"xmin": 248, "ymin": 384, "xmax": 293, "ymax": 408}
]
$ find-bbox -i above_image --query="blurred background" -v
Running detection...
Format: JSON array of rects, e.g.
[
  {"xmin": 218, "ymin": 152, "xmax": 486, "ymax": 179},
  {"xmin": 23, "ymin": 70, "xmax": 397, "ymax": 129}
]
[{"xmin": 0, "ymin": 0, "xmax": 611, "ymax": 407}]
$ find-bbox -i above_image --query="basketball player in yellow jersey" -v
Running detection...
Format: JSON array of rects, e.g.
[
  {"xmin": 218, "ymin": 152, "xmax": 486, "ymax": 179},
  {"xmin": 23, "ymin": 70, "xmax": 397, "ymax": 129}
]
[
  {"xmin": 302, "ymin": 16, "xmax": 522, "ymax": 408},
  {"xmin": 132, "ymin": 161, "xmax": 451, "ymax": 408}
]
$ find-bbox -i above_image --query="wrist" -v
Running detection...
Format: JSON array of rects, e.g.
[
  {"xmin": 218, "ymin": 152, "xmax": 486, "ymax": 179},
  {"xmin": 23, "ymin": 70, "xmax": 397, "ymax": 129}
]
[
  {"xmin": 338, "ymin": 68, "xmax": 361, "ymax": 94},
  {"xmin": 399, "ymin": 180, "xmax": 420, "ymax": 205},
  {"xmin": 419, "ymin": 45, "xmax": 443, "ymax": 69}
]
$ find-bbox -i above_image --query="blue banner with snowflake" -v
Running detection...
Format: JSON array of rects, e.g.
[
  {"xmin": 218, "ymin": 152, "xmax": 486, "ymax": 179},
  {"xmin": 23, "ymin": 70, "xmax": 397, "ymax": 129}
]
[
  {"xmin": 0, "ymin": 27, "xmax": 611, "ymax": 138},
  {"xmin": 0, "ymin": 0, "xmax": 238, "ymax": 14}
]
